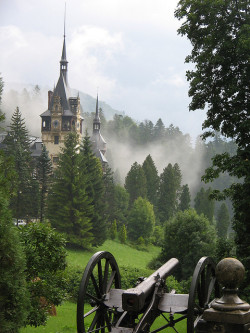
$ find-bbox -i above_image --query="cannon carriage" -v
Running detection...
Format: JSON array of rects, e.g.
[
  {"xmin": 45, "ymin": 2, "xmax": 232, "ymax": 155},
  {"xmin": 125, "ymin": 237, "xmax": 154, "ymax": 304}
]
[{"xmin": 77, "ymin": 251, "xmax": 220, "ymax": 333}]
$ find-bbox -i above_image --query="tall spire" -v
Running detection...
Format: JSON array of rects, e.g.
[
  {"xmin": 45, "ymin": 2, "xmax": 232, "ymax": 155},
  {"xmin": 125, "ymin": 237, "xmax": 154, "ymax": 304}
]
[
  {"xmin": 93, "ymin": 94, "xmax": 101, "ymax": 133},
  {"xmin": 60, "ymin": 3, "xmax": 68, "ymax": 85}
]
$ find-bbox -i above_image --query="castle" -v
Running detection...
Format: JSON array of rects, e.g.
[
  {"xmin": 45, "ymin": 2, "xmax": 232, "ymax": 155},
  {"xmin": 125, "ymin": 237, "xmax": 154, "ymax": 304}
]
[{"xmin": 40, "ymin": 30, "xmax": 107, "ymax": 167}]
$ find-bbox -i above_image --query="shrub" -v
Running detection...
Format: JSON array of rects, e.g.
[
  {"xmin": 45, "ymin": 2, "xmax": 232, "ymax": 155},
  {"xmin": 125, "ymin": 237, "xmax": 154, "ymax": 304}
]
[
  {"xmin": 20, "ymin": 222, "xmax": 67, "ymax": 327},
  {"xmin": 0, "ymin": 220, "xmax": 30, "ymax": 332},
  {"xmin": 118, "ymin": 224, "xmax": 127, "ymax": 244}
]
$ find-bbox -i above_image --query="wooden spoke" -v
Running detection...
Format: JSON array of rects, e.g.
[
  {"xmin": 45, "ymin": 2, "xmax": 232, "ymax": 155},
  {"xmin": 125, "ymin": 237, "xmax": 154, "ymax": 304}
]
[
  {"xmin": 77, "ymin": 251, "xmax": 121, "ymax": 333},
  {"xmin": 106, "ymin": 270, "xmax": 116, "ymax": 292},
  {"xmin": 84, "ymin": 306, "xmax": 99, "ymax": 318}
]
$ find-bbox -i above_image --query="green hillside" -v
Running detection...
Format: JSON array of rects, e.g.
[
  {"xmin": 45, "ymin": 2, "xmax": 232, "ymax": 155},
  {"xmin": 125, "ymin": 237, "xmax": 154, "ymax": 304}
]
[{"xmin": 66, "ymin": 239, "xmax": 161, "ymax": 270}]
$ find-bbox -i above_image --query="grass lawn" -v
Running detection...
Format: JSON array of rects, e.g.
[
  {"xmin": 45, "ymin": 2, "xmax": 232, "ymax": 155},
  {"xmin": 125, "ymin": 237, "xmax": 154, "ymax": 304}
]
[
  {"xmin": 66, "ymin": 239, "xmax": 161, "ymax": 270},
  {"xmin": 21, "ymin": 302, "xmax": 186, "ymax": 333},
  {"xmin": 21, "ymin": 301, "xmax": 77, "ymax": 333}
]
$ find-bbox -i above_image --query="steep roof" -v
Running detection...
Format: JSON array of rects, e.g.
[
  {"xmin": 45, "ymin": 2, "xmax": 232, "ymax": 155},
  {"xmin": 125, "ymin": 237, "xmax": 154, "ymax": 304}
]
[{"xmin": 49, "ymin": 73, "xmax": 71, "ymax": 111}]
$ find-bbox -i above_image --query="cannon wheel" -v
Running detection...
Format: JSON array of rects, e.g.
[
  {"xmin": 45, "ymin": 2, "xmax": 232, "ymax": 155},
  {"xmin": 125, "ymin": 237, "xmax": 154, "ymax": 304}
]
[
  {"xmin": 187, "ymin": 256, "xmax": 220, "ymax": 333},
  {"xmin": 77, "ymin": 251, "xmax": 121, "ymax": 333}
]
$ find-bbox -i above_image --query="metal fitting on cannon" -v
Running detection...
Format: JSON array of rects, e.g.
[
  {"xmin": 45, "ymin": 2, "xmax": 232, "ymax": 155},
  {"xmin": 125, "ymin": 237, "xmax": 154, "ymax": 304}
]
[{"xmin": 197, "ymin": 258, "xmax": 250, "ymax": 333}]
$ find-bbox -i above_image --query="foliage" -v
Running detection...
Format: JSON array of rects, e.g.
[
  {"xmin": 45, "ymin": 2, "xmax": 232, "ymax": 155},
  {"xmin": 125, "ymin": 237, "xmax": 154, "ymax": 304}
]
[
  {"xmin": 48, "ymin": 132, "xmax": 93, "ymax": 248},
  {"xmin": 62, "ymin": 266, "xmax": 84, "ymax": 302},
  {"xmin": 179, "ymin": 184, "xmax": 191, "ymax": 211},
  {"xmin": 194, "ymin": 187, "xmax": 215, "ymax": 223},
  {"xmin": 125, "ymin": 162, "xmax": 147, "ymax": 205},
  {"xmin": 3, "ymin": 107, "xmax": 39, "ymax": 219},
  {"xmin": 127, "ymin": 197, "xmax": 155, "ymax": 242},
  {"xmin": 175, "ymin": 0, "xmax": 250, "ymax": 294},
  {"xmin": 111, "ymin": 185, "xmax": 129, "ymax": 228},
  {"xmin": 20, "ymin": 222, "xmax": 67, "ymax": 326},
  {"xmin": 0, "ymin": 134, "xmax": 30, "ymax": 331},
  {"xmin": 118, "ymin": 224, "xmax": 127, "ymax": 244},
  {"xmin": 81, "ymin": 133, "xmax": 107, "ymax": 246},
  {"xmin": 151, "ymin": 225, "xmax": 164, "ymax": 247},
  {"xmin": 160, "ymin": 209, "xmax": 217, "ymax": 280},
  {"xmin": 216, "ymin": 203, "xmax": 230, "ymax": 238},
  {"xmin": 215, "ymin": 237, "xmax": 236, "ymax": 263},
  {"xmin": 102, "ymin": 165, "xmax": 115, "ymax": 227},
  {"xmin": 158, "ymin": 163, "xmax": 182, "ymax": 223},
  {"xmin": 36, "ymin": 145, "xmax": 52, "ymax": 221},
  {"xmin": 142, "ymin": 154, "xmax": 159, "ymax": 206},
  {"xmin": 110, "ymin": 220, "xmax": 117, "ymax": 240}
]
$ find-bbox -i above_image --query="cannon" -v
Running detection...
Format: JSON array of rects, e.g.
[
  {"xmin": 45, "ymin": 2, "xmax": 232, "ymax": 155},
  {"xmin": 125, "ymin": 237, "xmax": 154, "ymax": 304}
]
[{"xmin": 77, "ymin": 251, "xmax": 220, "ymax": 333}]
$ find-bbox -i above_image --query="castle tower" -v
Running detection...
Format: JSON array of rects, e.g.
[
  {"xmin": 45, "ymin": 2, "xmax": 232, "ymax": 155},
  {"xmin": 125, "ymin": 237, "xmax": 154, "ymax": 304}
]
[
  {"xmin": 91, "ymin": 94, "xmax": 107, "ymax": 165},
  {"xmin": 40, "ymin": 29, "xmax": 83, "ymax": 166}
]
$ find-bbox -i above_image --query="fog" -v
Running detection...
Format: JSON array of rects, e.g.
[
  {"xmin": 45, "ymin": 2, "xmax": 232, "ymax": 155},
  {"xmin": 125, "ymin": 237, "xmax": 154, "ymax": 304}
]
[{"xmin": 1, "ymin": 83, "xmax": 206, "ymax": 199}]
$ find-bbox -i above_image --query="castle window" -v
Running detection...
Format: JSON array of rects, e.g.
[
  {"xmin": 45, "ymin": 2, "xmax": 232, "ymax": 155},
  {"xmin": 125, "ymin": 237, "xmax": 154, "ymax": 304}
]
[
  {"xmin": 54, "ymin": 136, "xmax": 59, "ymax": 144},
  {"xmin": 53, "ymin": 157, "xmax": 59, "ymax": 164}
]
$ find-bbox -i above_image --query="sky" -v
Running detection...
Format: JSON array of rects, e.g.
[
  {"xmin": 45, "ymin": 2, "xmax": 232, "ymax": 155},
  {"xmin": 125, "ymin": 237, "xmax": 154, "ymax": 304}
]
[{"xmin": 0, "ymin": 0, "xmax": 207, "ymax": 141}]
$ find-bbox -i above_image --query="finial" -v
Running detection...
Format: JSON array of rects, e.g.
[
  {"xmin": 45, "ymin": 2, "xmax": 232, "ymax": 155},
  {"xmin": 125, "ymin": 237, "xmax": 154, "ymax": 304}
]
[
  {"xmin": 64, "ymin": 2, "xmax": 66, "ymax": 38},
  {"xmin": 212, "ymin": 258, "xmax": 250, "ymax": 311}
]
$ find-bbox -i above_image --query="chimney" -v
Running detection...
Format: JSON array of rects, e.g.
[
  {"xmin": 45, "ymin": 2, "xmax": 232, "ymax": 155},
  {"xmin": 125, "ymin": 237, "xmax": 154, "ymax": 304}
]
[{"xmin": 48, "ymin": 90, "xmax": 53, "ymax": 108}]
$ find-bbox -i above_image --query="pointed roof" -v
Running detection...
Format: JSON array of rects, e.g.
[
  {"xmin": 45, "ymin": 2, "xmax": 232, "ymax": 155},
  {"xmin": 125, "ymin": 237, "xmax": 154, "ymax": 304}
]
[
  {"xmin": 94, "ymin": 94, "xmax": 101, "ymax": 123},
  {"xmin": 61, "ymin": 35, "xmax": 67, "ymax": 62}
]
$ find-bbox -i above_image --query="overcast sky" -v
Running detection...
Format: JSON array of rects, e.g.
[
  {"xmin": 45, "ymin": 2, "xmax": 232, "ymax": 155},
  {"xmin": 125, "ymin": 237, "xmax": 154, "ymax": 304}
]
[{"xmin": 0, "ymin": 0, "xmax": 206, "ymax": 140}]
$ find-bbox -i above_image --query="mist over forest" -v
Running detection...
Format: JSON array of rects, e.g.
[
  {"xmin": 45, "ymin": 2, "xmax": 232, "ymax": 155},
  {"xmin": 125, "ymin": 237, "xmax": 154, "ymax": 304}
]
[{"xmin": 1, "ymin": 83, "xmax": 237, "ymax": 205}]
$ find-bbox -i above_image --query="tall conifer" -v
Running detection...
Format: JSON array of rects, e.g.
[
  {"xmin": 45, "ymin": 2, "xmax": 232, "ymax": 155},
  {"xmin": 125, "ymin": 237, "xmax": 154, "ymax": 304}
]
[
  {"xmin": 3, "ymin": 107, "xmax": 39, "ymax": 220},
  {"xmin": 142, "ymin": 154, "xmax": 159, "ymax": 206},
  {"xmin": 37, "ymin": 145, "xmax": 52, "ymax": 221},
  {"xmin": 158, "ymin": 163, "xmax": 182, "ymax": 223},
  {"xmin": 80, "ymin": 133, "xmax": 107, "ymax": 246},
  {"xmin": 48, "ymin": 132, "xmax": 93, "ymax": 248},
  {"xmin": 125, "ymin": 162, "xmax": 147, "ymax": 205}
]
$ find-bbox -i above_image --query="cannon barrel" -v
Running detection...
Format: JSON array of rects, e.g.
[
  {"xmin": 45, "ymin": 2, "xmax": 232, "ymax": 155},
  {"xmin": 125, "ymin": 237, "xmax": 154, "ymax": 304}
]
[{"xmin": 122, "ymin": 258, "xmax": 179, "ymax": 312}]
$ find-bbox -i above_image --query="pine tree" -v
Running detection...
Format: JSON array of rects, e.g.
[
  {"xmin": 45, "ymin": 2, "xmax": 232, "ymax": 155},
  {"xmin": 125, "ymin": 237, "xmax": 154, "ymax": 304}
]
[
  {"xmin": 194, "ymin": 187, "xmax": 215, "ymax": 223},
  {"xmin": 216, "ymin": 203, "xmax": 230, "ymax": 238},
  {"xmin": 48, "ymin": 132, "xmax": 93, "ymax": 248},
  {"xmin": 179, "ymin": 184, "xmax": 191, "ymax": 211},
  {"xmin": 80, "ymin": 133, "xmax": 107, "ymax": 246},
  {"xmin": 153, "ymin": 118, "xmax": 165, "ymax": 140},
  {"xmin": 142, "ymin": 155, "xmax": 159, "ymax": 206},
  {"xmin": 110, "ymin": 220, "xmax": 117, "ymax": 240},
  {"xmin": 0, "ymin": 76, "xmax": 3, "ymax": 123},
  {"xmin": 118, "ymin": 224, "xmax": 127, "ymax": 244},
  {"xmin": 3, "ymin": 107, "xmax": 39, "ymax": 220},
  {"xmin": 111, "ymin": 184, "xmax": 129, "ymax": 229},
  {"xmin": 125, "ymin": 162, "xmax": 147, "ymax": 205},
  {"xmin": 0, "ymin": 100, "xmax": 30, "ymax": 331},
  {"xmin": 158, "ymin": 163, "xmax": 182, "ymax": 223},
  {"xmin": 37, "ymin": 145, "xmax": 53, "ymax": 221},
  {"xmin": 103, "ymin": 165, "xmax": 115, "ymax": 228}
]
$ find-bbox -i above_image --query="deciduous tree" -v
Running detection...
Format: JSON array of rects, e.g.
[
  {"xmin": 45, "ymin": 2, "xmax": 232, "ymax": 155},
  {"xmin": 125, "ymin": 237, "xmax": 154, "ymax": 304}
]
[
  {"xmin": 160, "ymin": 209, "xmax": 217, "ymax": 280},
  {"xmin": 127, "ymin": 197, "xmax": 155, "ymax": 242},
  {"xmin": 175, "ymin": 0, "xmax": 250, "ymax": 294}
]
